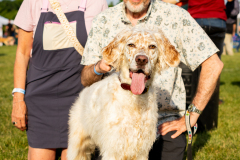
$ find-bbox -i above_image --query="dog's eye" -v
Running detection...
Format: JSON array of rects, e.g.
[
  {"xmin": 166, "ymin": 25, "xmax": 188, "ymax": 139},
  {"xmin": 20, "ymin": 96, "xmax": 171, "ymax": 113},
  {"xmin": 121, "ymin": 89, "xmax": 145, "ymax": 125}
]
[
  {"xmin": 149, "ymin": 45, "xmax": 156, "ymax": 49},
  {"xmin": 128, "ymin": 44, "xmax": 135, "ymax": 47}
]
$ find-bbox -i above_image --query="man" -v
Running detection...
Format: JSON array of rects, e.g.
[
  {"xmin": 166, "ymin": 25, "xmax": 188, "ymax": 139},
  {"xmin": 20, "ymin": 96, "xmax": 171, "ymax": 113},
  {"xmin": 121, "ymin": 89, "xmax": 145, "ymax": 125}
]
[{"xmin": 81, "ymin": 0, "xmax": 223, "ymax": 159}]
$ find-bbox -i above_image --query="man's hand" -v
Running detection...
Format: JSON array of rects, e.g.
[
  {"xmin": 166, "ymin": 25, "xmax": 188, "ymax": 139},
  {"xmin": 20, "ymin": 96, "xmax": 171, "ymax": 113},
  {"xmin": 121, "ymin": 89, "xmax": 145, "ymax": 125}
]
[
  {"xmin": 81, "ymin": 59, "xmax": 111, "ymax": 87},
  {"xmin": 95, "ymin": 59, "xmax": 112, "ymax": 74},
  {"xmin": 158, "ymin": 112, "xmax": 200, "ymax": 139}
]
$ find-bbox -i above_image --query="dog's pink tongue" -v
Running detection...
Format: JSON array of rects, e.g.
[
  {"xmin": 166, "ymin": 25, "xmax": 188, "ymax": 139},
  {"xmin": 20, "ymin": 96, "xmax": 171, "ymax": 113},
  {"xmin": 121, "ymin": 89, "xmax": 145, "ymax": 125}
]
[{"xmin": 130, "ymin": 72, "xmax": 146, "ymax": 95}]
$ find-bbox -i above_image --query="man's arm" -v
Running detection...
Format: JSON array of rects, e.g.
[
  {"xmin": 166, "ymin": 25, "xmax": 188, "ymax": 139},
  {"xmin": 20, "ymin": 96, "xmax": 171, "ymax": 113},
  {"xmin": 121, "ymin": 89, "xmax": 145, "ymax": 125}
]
[
  {"xmin": 158, "ymin": 53, "xmax": 224, "ymax": 138},
  {"xmin": 162, "ymin": 0, "xmax": 188, "ymax": 5},
  {"xmin": 81, "ymin": 59, "xmax": 112, "ymax": 87}
]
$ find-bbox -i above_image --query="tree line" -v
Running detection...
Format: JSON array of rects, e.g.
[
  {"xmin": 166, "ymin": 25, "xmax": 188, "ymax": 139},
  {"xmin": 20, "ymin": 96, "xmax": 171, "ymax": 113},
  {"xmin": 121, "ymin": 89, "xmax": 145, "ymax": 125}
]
[
  {"xmin": 0, "ymin": 0, "xmax": 23, "ymax": 20},
  {"xmin": 0, "ymin": 0, "xmax": 122, "ymax": 20}
]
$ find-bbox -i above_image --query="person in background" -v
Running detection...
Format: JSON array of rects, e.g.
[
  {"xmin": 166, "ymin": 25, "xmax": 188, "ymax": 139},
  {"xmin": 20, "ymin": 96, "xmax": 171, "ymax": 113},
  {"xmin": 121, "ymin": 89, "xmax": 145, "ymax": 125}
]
[
  {"xmin": 223, "ymin": 0, "xmax": 239, "ymax": 56},
  {"xmin": 6, "ymin": 20, "xmax": 14, "ymax": 37},
  {"xmin": 11, "ymin": 0, "xmax": 108, "ymax": 159}
]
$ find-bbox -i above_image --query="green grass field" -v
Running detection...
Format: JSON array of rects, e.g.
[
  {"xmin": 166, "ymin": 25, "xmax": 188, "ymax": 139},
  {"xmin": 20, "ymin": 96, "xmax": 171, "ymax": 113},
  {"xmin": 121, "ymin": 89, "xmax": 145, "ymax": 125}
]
[{"xmin": 0, "ymin": 46, "xmax": 239, "ymax": 160}]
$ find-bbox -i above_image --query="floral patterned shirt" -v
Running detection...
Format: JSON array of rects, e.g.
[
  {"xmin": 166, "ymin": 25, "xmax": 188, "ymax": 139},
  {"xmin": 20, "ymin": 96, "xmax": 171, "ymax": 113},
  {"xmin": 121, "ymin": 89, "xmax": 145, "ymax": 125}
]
[{"xmin": 81, "ymin": 0, "xmax": 219, "ymax": 125}]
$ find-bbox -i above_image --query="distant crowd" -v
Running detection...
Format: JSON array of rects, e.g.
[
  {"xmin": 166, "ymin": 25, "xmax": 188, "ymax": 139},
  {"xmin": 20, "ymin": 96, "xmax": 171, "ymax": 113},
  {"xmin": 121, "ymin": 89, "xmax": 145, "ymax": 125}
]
[{"xmin": 0, "ymin": 20, "xmax": 18, "ymax": 46}]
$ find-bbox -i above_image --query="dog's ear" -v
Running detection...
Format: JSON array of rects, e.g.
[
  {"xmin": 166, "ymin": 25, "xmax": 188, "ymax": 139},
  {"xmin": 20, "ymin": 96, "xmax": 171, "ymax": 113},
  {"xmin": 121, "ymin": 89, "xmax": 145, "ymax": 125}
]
[
  {"xmin": 154, "ymin": 29, "xmax": 180, "ymax": 71},
  {"xmin": 102, "ymin": 29, "xmax": 132, "ymax": 69}
]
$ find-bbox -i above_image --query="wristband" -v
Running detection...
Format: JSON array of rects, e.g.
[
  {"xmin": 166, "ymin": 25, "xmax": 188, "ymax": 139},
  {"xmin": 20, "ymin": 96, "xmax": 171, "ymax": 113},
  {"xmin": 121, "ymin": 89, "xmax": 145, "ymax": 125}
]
[
  {"xmin": 12, "ymin": 88, "xmax": 25, "ymax": 96},
  {"xmin": 176, "ymin": 0, "xmax": 180, "ymax": 2},
  {"xmin": 94, "ymin": 63, "xmax": 104, "ymax": 75}
]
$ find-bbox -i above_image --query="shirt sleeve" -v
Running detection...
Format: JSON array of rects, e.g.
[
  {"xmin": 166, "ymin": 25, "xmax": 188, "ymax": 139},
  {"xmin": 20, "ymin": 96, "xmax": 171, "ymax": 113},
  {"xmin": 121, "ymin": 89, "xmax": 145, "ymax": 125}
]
[
  {"xmin": 81, "ymin": 13, "xmax": 106, "ymax": 65},
  {"xmin": 177, "ymin": 10, "xmax": 219, "ymax": 71},
  {"xmin": 84, "ymin": 0, "xmax": 108, "ymax": 34},
  {"xmin": 14, "ymin": 0, "xmax": 34, "ymax": 31}
]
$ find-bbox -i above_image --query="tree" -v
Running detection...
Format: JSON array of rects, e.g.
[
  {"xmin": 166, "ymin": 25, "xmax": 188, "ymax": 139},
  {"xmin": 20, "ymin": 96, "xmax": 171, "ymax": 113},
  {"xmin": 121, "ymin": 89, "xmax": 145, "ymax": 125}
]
[
  {"xmin": 108, "ymin": 1, "xmax": 114, "ymax": 7},
  {"xmin": 0, "ymin": 0, "xmax": 23, "ymax": 20},
  {"xmin": 108, "ymin": 0, "xmax": 123, "ymax": 7}
]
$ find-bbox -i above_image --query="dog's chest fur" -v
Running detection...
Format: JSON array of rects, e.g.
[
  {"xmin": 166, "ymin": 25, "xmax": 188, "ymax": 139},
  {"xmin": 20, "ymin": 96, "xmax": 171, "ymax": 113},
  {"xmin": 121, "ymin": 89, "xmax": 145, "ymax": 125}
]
[{"xmin": 76, "ymin": 74, "xmax": 158, "ymax": 157}]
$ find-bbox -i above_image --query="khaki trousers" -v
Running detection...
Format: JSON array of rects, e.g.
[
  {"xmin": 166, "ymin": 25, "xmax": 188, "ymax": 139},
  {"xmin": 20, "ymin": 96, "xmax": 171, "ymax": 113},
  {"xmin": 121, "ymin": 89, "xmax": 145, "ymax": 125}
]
[{"xmin": 223, "ymin": 33, "xmax": 234, "ymax": 55}]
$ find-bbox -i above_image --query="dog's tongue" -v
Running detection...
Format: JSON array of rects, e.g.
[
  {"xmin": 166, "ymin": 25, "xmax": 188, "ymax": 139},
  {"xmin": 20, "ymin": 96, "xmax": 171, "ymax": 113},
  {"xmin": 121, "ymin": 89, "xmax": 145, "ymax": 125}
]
[{"xmin": 130, "ymin": 72, "xmax": 146, "ymax": 95}]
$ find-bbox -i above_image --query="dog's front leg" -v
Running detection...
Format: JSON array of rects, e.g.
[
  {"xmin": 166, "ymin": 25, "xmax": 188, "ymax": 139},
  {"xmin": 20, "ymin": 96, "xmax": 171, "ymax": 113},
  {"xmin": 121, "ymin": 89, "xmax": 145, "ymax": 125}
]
[
  {"xmin": 136, "ymin": 156, "xmax": 148, "ymax": 160},
  {"xmin": 101, "ymin": 152, "xmax": 117, "ymax": 160}
]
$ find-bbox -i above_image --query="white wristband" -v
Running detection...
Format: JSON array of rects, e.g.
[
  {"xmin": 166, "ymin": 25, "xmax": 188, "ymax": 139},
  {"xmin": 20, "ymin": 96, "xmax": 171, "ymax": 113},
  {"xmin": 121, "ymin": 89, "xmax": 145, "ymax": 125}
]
[
  {"xmin": 12, "ymin": 88, "xmax": 25, "ymax": 96},
  {"xmin": 176, "ymin": 0, "xmax": 180, "ymax": 2}
]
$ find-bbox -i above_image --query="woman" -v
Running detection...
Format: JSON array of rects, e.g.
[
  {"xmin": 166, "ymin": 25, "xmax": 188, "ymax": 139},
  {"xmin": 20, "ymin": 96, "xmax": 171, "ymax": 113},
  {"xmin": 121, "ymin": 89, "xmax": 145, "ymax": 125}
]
[{"xmin": 11, "ymin": 0, "xmax": 108, "ymax": 159}]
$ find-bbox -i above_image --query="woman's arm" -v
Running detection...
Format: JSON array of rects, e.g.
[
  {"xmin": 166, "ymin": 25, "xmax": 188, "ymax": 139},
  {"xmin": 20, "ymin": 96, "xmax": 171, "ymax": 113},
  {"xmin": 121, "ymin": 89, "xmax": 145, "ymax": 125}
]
[{"xmin": 12, "ymin": 29, "xmax": 33, "ymax": 131}]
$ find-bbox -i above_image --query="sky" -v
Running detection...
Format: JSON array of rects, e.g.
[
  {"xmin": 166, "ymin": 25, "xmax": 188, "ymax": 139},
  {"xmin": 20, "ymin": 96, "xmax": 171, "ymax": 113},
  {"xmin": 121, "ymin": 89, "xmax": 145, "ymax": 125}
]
[{"xmin": 106, "ymin": 0, "xmax": 120, "ymax": 5}]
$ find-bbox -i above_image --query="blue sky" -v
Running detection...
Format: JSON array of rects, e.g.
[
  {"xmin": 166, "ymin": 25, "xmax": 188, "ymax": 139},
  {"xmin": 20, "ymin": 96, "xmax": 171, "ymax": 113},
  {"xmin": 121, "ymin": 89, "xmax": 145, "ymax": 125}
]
[{"xmin": 106, "ymin": 0, "xmax": 120, "ymax": 5}]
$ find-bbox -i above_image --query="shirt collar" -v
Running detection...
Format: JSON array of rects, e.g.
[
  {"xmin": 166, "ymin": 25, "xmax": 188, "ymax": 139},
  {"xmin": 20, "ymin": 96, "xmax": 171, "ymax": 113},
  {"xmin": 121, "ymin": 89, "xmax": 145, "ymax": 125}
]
[{"xmin": 120, "ymin": 2, "xmax": 153, "ymax": 25}]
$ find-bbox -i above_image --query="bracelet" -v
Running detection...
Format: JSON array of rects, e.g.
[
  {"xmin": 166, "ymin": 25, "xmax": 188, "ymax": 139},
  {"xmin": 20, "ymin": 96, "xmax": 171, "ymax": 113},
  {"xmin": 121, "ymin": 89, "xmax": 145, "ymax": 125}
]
[
  {"xmin": 12, "ymin": 88, "xmax": 25, "ymax": 96},
  {"xmin": 94, "ymin": 63, "xmax": 104, "ymax": 76}
]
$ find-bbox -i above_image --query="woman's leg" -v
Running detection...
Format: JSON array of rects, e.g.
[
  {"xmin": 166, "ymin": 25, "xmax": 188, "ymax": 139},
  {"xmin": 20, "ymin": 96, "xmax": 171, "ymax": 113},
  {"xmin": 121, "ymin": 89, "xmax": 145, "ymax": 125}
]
[
  {"xmin": 61, "ymin": 148, "xmax": 67, "ymax": 160},
  {"xmin": 28, "ymin": 146, "xmax": 56, "ymax": 160}
]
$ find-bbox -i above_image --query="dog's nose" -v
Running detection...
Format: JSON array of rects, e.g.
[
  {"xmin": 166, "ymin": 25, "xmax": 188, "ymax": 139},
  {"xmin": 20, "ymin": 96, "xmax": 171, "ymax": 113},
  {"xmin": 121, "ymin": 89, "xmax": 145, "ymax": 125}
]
[{"xmin": 135, "ymin": 55, "xmax": 148, "ymax": 66}]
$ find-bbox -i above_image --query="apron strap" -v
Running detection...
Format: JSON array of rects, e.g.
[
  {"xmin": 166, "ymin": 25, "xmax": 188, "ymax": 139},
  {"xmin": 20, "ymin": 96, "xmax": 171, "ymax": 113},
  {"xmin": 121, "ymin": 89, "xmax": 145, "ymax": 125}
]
[
  {"xmin": 79, "ymin": 0, "xmax": 87, "ymax": 11},
  {"xmin": 41, "ymin": 0, "xmax": 49, "ymax": 12},
  {"xmin": 48, "ymin": 0, "xmax": 84, "ymax": 55}
]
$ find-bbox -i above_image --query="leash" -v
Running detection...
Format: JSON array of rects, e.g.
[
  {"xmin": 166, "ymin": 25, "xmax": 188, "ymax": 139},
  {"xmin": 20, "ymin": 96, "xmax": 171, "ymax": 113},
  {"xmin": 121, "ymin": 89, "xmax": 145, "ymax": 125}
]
[{"xmin": 185, "ymin": 110, "xmax": 198, "ymax": 160}]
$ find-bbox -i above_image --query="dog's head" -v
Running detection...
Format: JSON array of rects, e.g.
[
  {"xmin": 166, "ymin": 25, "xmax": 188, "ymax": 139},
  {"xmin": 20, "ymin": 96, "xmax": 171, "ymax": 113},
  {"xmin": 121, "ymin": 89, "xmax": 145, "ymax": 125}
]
[{"xmin": 102, "ymin": 27, "xmax": 180, "ymax": 95}]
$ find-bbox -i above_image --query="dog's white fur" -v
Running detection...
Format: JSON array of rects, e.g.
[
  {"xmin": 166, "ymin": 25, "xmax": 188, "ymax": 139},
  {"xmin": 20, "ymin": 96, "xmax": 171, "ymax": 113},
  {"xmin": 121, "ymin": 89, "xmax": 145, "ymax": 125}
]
[{"xmin": 67, "ymin": 27, "xmax": 180, "ymax": 160}]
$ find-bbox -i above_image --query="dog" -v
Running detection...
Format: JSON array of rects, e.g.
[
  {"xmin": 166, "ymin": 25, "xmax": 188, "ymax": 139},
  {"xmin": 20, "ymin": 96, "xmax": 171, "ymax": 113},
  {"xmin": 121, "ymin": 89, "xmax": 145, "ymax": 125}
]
[
  {"xmin": 67, "ymin": 27, "xmax": 180, "ymax": 160},
  {"xmin": 0, "ymin": 36, "xmax": 15, "ymax": 46}
]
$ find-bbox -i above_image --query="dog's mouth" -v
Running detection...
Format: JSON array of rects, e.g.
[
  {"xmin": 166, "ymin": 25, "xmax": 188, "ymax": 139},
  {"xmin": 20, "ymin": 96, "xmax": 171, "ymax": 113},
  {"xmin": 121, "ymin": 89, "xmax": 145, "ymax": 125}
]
[{"xmin": 128, "ymin": 69, "xmax": 151, "ymax": 95}]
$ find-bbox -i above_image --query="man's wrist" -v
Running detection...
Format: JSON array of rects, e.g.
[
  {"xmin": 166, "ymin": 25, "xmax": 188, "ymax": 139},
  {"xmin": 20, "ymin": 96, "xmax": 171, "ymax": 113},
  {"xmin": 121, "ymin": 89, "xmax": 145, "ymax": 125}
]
[
  {"xmin": 188, "ymin": 103, "xmax": 202, "ymax": 114},
  {"xmin": 94, "ymin": 62, "xmax": 104, "ymax": 75}
]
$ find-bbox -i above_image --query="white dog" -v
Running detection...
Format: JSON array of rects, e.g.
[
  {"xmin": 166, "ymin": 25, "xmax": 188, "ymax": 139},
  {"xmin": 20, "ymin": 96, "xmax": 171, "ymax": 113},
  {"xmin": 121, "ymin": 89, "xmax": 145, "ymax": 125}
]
[{"xmin": 67, "ymin": 27, "xmax": 180, "ymax": 160}]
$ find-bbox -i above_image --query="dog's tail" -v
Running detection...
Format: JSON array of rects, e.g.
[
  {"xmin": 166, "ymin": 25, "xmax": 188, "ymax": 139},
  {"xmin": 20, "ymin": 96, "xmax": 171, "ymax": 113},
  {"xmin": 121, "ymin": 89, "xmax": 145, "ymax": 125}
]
[{"xmin": 67, "ymin": 104, "xmax": 95, "ymax": 160}]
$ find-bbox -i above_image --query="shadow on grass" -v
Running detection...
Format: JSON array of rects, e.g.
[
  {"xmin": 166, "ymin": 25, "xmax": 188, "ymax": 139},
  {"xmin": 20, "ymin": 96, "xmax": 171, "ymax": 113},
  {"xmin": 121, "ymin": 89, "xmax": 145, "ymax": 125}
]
[
  {"xmin": 184, "ymin": 131, "xmax": 211, "ymax": 160},
  {"xmin": 0, "ymin": 53, "xmax": 6, "ymax": 56},
  {"xmin": 231, "ymin": 81, "xmax": 240, "ymax": 87},
  {"xmin": 192, "ymin": 131, "xmax": 211, "ymax": 158},
  {"xmin": 220, "ymin": 81, "xmax": 225, "ymax": 85}
]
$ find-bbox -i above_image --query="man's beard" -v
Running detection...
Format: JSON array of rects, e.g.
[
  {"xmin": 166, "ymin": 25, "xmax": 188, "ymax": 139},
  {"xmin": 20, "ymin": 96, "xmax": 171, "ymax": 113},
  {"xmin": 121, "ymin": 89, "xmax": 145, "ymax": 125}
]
[{"xmin": 125, "ymin": 0, "xmax": 149, "ymax": 13}]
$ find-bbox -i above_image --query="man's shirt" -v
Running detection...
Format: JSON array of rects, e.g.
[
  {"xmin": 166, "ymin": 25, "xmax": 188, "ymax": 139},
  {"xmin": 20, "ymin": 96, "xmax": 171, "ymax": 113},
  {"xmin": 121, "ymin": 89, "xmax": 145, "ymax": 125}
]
[{"xmin": 81, "ymin": 0, "xmax": 219, "ymax": 125}]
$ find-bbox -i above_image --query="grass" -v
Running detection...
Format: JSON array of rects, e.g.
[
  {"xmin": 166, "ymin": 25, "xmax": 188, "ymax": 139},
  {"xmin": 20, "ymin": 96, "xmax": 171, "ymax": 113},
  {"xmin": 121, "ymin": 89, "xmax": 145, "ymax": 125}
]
[{"xmin": 0, "ymin": 46, "xmax": 240, "ymax": 159}]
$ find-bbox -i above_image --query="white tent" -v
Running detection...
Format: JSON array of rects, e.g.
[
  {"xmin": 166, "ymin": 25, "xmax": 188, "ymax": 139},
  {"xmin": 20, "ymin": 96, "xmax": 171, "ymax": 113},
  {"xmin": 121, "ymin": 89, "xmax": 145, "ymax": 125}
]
[{"xmin": 0, "ymin": 15, "xmax": 14, "ymax": 32}]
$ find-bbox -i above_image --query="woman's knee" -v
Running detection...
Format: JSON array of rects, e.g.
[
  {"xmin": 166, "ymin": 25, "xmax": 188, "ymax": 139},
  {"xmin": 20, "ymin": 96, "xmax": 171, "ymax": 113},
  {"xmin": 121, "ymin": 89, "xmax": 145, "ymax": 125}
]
[{"xmin": 28, "ymin": 146, "xmax": 56, "ymax": 160}]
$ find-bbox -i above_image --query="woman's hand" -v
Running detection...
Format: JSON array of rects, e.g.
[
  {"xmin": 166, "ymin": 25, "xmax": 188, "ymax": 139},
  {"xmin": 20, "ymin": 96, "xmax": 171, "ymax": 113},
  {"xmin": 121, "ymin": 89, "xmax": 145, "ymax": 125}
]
[{"xmin": 11, "ymin": 92, "xmax": 27, "ymax": 131}]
